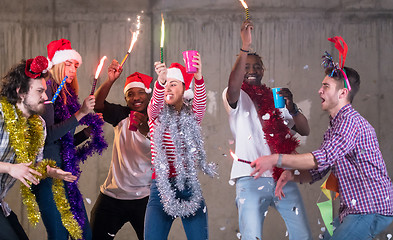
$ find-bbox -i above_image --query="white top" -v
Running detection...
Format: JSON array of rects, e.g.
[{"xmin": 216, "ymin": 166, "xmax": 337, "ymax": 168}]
[
  {"xmin": 100, "ymin": 117, "xmax": 152, "ymax": 200},
  {"xmin": 222, "ymin": 88, "xmax": 295, "ymax": 180}
]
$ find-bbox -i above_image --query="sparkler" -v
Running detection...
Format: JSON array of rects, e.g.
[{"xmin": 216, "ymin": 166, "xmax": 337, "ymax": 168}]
[{"xmin": 90, "ymin": 56, "xmax": 107, "ymax": 95}]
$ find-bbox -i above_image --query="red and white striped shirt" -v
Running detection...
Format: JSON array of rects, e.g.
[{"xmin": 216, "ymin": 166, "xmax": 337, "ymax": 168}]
[{"xmin": 148, "ymin": 78, "xmax": 206, "ymax": 179}]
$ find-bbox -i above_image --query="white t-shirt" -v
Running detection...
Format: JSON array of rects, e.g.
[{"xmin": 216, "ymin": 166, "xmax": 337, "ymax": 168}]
[
  {"xmin": 222, "ymin": 88, "xmax": 295, "ymax": 180},
  {"xmin": 100, "ymin": 111, "xmax": 152, "ymax": 200}
]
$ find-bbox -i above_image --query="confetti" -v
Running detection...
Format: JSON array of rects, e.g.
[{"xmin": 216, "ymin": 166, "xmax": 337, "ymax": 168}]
[
  {"xmin": 203, "ymin": 206, "xmax": 207, "ymax": 213},
  {"xmin": 258, "ymin": 186, "xmax": 265, "ymax": 190},
  {"xmin": 321, "ymin": 227, "xmax": 326, "ymax": 232},
  {"xmin": 223, "ymin": 153, "xmax": 227, "ymax": 157},
  {"xmin": 237, "ymin": 232, "xmax": 242, "ymax": 239},
  {"xmin": 229, "ymin": 180, "xmax": 235, "ymax": 186},
  {"xmin": 294, "ymin": 170, "xmax": 300, "ymax": 175},
  {"xmin": 220, "ymin": 226, "xmax": 226, "ymax": 231},
  {"xmin": 262, "ymin": 113, "xmax": 270, "ymax": 120},
  {"xmin": 318, "ymin": 219, "xmax": 321, "ymax": 225},
  {"xmin": 269, "ymin": 133, "xmax": 274, "ymax": 137},
  {"xmin": 303, "ymin": 65, "xmax": 309, "ymax": 70},
  {"xmin": 239, "ymin": 198, "xmax": 246, "ymax": 204},
  {"xmin": 136, "ymin": 192, "xmax": 141, "ymax": 196},
  {"xmin": 283, "ymin": 120, "xmax": 289, "ymax": 125},
  {"xmin": 85, "ymin": 198, "xmax": 91, "ymax": 204},
  {"xmin": 264, "ymin": 211, "xmax": 268, "ymax": 216},
  {"xmin": 387, "ymin": 234, "xmax": 392, "ymax": 240},
  {"xmin": 285, "ymin": 231, "xmax": 288, "ymax": 237},
  {"xmin": 318, "ymin": 234, "xmax": 323, "ymax": 239},
  {"xmin": 108, "ymin": 233, "xmax": 115, "ymax": 237}
]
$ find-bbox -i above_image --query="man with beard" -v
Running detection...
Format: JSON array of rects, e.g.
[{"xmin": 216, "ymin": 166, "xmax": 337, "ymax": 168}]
[
  {"xmin": 91, "ymin": 60, "xmax": 152, "ymax": 240},
  {"xmin": 0, "ymin": 56, "xmax": 76, "ymax": 239},
  {"xmin": 222, "ymin": 20, "xmax": 312, "ymax": 239}
]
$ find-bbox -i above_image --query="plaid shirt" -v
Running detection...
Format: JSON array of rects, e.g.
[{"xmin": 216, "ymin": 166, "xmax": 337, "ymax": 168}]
[
  {"xmin": 0, "ymin": 106, "xmax": 46, "ymax": 216},
  {"xmin": 311, "ymin": 104, "xmax": 393, "ymax": 221}
]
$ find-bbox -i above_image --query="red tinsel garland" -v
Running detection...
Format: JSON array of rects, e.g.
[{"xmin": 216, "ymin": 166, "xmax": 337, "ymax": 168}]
[{"xmin": 241, "ymin": 82, "xmax": 299, "ymax": 181}]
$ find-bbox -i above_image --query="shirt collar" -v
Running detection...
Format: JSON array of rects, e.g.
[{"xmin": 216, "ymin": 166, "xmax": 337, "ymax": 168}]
[{"xmin": 329, "ymin": 103, "xmax": 352, "ymax": 126}]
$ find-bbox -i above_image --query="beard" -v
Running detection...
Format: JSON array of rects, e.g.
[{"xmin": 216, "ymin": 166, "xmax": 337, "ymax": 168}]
[{"xmin": 23, "ymin": 97, "xmax": 45, "ymax": 116}]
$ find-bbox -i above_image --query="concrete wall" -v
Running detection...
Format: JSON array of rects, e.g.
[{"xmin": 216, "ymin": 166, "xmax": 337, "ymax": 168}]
[{"xmin": 1, "ymin": 0, "xmax": 393, "ymax": 239}]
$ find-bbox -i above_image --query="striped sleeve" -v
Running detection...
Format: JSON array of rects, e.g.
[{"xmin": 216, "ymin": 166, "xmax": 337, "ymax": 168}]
[
  {"xmin": 148, "ymin": 81, "xmax": 165, "ymax": 121},
  {"xmin": 192, "ymin": 77, "xmax": 207, "ymax": 124}
]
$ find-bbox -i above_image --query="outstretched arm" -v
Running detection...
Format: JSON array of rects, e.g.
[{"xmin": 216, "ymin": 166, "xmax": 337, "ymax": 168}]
[
  {"xmin": 227, "ymin": 20, "xmax": 253, "ymax": 107},
  {"xmin": 0, "ymin": 162, "xmax": 41, "ymax": 187}
]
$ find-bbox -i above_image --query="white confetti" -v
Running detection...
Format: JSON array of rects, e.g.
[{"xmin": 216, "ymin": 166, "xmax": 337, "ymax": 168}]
[
  {"xmin": 387, "ymin": 234, "xmax": 392, "ymax": 240},
  {"xmin": 294, "ymin": 170, "xmax": 300, "ymax": 175},
  {"xmin": 295, "ymin": 208, "xmax": 299, "ymax": 215},
  {"xmin": 127, "ymin": 18, "xmax": 131, "ymax": 22},
  {"xmin": 321, "ymin": 227, "xmax": 326, "ymax": 232},
  {"xmin": 136, "ymin": 192, "xmax": 141, "ymax": 196},
  {"xmin": 285, "ymin": 231, "xmax": 288, "ymax": 237},
  {"xmin": 269, "ymin": 133, "xmax": 274, "ymax": 137},
  {"xmin": 203, "ymin": 206, "xmax": 207, "ymax": 213},
  {"xmin": 318, "ymin": 219, "xmax": 321, "ymax": 225},
  {"xmin": 190, "ymin": 147, "xmax": 196, "ymax": 152},
  {"xmin": 351, "ymin": 199, "xmax": 356, "ymax": 206},
  {"xmin": 239, "ymin": 198, "xmax": 246, "ymax": 204},
  {"xmin": 228, "ymin": 139, "xmax": 234, "ymax": 145},
  {"xmin": 303, "ymin": 65, "xmax": 309, "ymax": 70},
  {"xmin": 285, "ymin": 134, "xmax": 291, "ymax": 139},
  {"xmin": 262, "ymin": 113, "xmax": 270, "ymax": 120},
  {"xmin": 108, "ymin": 232, "xmax": 115, "ymax": 237},
  {"xmin": 85, "ymin": 198, "xmax": 91, "ymax": 204},
  {"xmin": 258, "ymin": 186, "xmax": 265, "ymax": 190},
  {"xmin": 283, "ymin": 120, "xmax": 289, "ymax": 125},
  {"xmin": 228, "ymin": 180, "xmax": 235, "ymax": 186},
  {"xmin": 318, "ymin": 234, "xmax": 323, "ymax": 239},
  {"xmin": 223, "ymin": 153, "xmax": 227, "ymax": 157},
  {"xmin": 237, "ymin": 232, "xmax": 242, "ymax": 239},
  {"xmin": 244, "ymin": 112, "xmax": 250, "ymax": 117},
  {"xmin": 220, "ymin": 226, "xmax": 226, "ymax": 231},
  {"xmin": 264, "ymin": 211, "xmax": 268, "ymax": 216}
]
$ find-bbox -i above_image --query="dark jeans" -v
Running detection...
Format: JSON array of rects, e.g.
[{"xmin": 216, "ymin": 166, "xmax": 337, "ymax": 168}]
[
  {"xmin": 0, "ymin": 210, "xmax": 29, "ymax": 240},
  {"xmin": 32, "ymin": 177, "xmax": 92, "ymax": 240},
  {"xmin": 90, "ymin": 192, "xmax": 148, "ymax": 240}
]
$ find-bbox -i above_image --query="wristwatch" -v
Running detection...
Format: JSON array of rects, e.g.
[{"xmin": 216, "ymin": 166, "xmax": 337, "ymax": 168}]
[{"xmin": 289, "ymin": 103, "xmax": 300, "ymax": 116}]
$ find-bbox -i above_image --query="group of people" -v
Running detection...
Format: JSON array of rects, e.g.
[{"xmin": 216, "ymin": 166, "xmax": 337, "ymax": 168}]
[{"xmin": 0, "ymin": 18, "xmax": 392, "ymax": 240}]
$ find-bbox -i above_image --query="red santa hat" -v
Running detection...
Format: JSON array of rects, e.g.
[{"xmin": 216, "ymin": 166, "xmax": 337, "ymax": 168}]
[
  {"xmin": 46, "ymin": 38, "xmax": 82, "ymax": 69},
  {"xmin": 25, "ymin": 56, "xmax": 49, "ymax": 79},
  {"xmin": 166, "ymin": 63, "xmax": 194, "ymax": 99},
  {"xmin": 124, "ymin": 72, "xmax": 153, "ymax": 95}
]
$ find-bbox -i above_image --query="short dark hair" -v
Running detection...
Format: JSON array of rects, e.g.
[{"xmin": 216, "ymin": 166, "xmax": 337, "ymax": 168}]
[
  {"xmin": 247, "ymin": 53, "xmax": 266, "ymax": 71},
  {"xmin": 324, "ymin": 66, "xmax": 360, "ymax": 103},
  {"xmin": 0, "ymin": 60, "xmax": 48, "ymax": 104}
]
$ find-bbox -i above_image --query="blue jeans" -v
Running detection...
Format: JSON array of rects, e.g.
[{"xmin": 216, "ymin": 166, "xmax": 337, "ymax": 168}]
[
  {"xmin": 236, "ymin": 177, "xmax": 312, "ymax": 240},
  {"xmin": 144, "ymin": 180, "xmax": 208, "ymax": 240},
  {"xmin": 32, "ymin": 177, "xmax": 92, "ymax": 240},
  {"xmin": 323, "ymin": 214, "xmax": 393, "ymax": 240}
]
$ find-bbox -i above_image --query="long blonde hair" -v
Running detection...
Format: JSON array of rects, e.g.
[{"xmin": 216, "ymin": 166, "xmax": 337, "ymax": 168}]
[{"xmin": 49, "ymin": 62, "xmax": 79, "ymax": 104}]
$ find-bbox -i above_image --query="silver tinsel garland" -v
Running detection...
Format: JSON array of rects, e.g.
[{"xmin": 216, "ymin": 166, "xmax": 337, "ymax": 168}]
[{"xmin": 153, "ymin": 103, "xmax": 217, "ymax": 218}]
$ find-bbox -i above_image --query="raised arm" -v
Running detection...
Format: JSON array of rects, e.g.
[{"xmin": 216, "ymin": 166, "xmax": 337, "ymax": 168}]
[
  {"xmin": 94, "ymin": 59, "xmax": 123, "ymax": 112},
  {"xmin": 227, "ymin": 20, "xmax": 253, "ymax": 107},
  {"xmin": 191, "ymin": 53, "xmax": 207, "ymax": 123},
  {"xmin": 278, "ymin": 88, "xmax": 310, "ymax": 136},
  {"xmin": 148, "ymin": 62, "xmax": 167, "ymax": 120}
]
